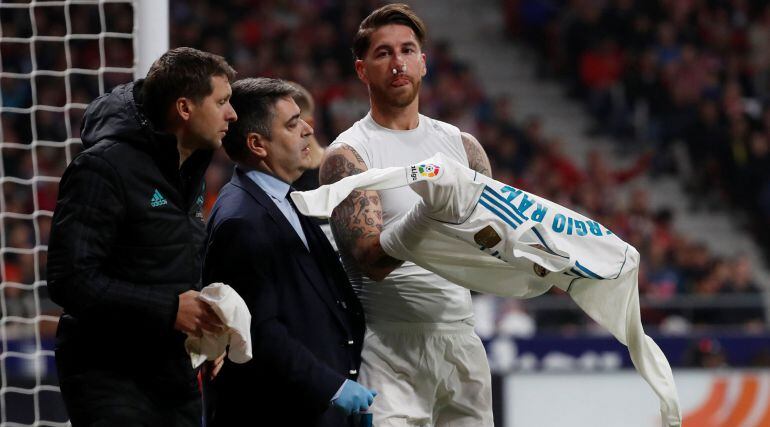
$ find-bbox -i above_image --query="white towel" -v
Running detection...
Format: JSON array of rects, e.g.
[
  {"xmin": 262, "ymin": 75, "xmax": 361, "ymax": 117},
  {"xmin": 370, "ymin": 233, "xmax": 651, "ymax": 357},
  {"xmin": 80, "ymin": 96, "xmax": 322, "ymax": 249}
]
[
  {"xmin": 291, "ymin": 153, "xmax": 681, "ymax": 427},
  {"xmin": 185, "ymin": 283, "xmax": 253, "ymax": 369}
]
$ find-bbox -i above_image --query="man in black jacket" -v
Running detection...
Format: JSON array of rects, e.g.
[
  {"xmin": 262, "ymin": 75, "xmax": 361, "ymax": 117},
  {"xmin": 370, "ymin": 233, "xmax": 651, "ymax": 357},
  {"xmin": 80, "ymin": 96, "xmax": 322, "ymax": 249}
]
[
  {"xmin": 203, "ymin": 77, "xmax": 374, "ymax": 427},
  {"xmin": 47, "ymin": 47, "xmax": 237, "ymax": 426}
]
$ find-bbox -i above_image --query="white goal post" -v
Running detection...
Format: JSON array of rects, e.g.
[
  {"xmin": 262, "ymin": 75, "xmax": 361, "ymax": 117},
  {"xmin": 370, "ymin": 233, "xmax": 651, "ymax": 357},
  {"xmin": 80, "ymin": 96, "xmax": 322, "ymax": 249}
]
[
  {"xmin": 134, "ymin": 0, "xmax": 168, "ymax": 79},
  {"xmin": 0, "ymin": 1, "xmax": 167, "ymax": 425}
]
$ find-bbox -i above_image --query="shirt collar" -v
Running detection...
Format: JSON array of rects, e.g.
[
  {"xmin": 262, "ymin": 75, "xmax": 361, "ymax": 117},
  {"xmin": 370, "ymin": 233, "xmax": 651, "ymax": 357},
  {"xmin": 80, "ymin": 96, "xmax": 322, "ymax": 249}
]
[{"xmin": 245, "ymin": 169, "xmax": 291, "ymax": 201}]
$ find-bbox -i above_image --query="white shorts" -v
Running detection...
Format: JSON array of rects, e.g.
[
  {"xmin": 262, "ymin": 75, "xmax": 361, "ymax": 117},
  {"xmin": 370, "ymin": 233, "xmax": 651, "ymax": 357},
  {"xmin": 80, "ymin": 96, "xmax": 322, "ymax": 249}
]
[{"xmin": 359, "ymin": 320, "xmax": 493, "ymax": 427}]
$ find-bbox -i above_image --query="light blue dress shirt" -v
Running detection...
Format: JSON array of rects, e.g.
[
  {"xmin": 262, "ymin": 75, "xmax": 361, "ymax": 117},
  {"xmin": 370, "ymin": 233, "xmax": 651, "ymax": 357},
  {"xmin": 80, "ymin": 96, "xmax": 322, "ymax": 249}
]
[{"xmin": 245, "ymin": 170, "xmax": 308, "ymax": 250}]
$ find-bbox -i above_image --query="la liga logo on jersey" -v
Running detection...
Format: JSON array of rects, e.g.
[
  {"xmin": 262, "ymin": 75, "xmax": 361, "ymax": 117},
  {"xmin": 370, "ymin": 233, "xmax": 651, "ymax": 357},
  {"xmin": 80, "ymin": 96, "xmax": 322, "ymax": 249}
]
[
  {"xmin": 410, "ymin": 163, "xmax": 442, "ymax": 181},
  {"xmin": 418, "ymin": 164, "xmax": 441, "ymax": 177}
]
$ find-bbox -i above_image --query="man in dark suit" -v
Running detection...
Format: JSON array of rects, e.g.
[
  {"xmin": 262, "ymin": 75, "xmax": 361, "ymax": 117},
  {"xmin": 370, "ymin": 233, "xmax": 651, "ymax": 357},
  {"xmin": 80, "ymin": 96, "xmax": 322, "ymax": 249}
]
[{"xmin": 202, "ymin": 77, "xmax": 375, "ymax": 427}]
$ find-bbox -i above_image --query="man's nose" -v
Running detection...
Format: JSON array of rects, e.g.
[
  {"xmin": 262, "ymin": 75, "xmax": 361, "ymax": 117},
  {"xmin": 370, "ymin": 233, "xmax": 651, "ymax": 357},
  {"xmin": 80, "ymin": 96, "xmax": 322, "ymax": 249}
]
[
  {"xmin": 301, "ymin": 119, "xmax": 314, "ymax": 137},
  {"xmin": 226, "ymin": 104, "xmax": 237, "ymax": 122},
  {"xmin": 392, "ymin": 56, "xmax": 406, "ymax": 73}
]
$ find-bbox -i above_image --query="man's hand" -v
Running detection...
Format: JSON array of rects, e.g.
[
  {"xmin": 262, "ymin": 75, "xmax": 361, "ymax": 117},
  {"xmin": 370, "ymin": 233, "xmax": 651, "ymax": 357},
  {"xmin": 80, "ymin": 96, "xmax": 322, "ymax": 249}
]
[
  {"xmin": 332, "ymin": 380, "xmax": 378, "ymax": 415},
  {"xmin": 174, "ymin": 290, "xmax": 224, "ymax": 337},
  {"xmin": 203, "ymin": 352, "xmax": 226, "ymax": 380}
]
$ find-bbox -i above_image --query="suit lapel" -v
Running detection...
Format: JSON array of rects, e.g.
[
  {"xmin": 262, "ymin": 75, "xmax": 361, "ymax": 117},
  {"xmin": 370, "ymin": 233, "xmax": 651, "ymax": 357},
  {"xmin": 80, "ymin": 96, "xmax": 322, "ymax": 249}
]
[
  {"xmin": 294, "ymin": 253, "xmax": 350, "ymax": 332},
  {"xmin": 231, "ymin": 168, "xmax": 350, "ymax": 333},
  {"xmin": 230, "ymin": 167, "xmax": 308, "ymax": 252},
  {"xmin": 295, "ymin": 203, "xmax": 352, "ymax": 333},
  {"xmin": 299, "ymin": 216, "xmax": 345, "ymax": 295},
  {"xmin": 305, "ymin": 220, "xmax": 347, "ymax": 282}
]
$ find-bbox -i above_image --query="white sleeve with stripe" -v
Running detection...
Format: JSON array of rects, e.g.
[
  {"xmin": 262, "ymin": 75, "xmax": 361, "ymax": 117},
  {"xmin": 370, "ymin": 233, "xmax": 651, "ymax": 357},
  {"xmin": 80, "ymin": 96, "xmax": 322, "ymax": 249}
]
[{"xmin": 291, "ymin": 152, "xmax": 681, "ymax": 427}]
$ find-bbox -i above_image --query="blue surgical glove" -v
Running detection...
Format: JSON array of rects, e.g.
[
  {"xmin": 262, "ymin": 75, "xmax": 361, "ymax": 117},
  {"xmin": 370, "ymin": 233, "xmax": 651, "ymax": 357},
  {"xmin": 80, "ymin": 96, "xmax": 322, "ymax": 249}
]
[{"xmin": 332, "ymin": 380, "xmax": 378, "ymax": 415}]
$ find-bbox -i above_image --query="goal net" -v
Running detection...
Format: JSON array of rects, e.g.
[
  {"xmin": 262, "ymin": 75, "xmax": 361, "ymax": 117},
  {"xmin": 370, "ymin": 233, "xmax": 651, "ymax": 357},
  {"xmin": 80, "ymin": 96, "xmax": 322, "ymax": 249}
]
[{"xmin": 0, "ymin": 1, "xmax": 166, "ymax": 425}]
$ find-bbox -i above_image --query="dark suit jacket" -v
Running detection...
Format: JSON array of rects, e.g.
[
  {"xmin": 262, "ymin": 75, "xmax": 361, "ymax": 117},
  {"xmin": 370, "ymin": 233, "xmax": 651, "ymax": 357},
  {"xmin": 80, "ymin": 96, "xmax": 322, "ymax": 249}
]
[{"xmin": 202, "ymin": 167, "xmax": 365, "ymax": 427}]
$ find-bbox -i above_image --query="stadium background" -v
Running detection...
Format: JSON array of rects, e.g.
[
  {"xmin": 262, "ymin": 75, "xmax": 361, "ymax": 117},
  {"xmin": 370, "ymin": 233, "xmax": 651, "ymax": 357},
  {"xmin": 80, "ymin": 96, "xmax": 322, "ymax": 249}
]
[{"xmin": 1, "ymin": 0, "xmax": 769, "ymax": 425}]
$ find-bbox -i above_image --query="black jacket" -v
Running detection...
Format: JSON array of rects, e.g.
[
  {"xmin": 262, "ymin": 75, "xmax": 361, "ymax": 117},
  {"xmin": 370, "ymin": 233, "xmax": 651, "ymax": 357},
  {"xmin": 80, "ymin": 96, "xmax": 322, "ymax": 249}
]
[
  {"xmin": 203, "ymin": 168, "xmax": 365, "ymax": 427},
  {"xmin": 47, "ymin": 81, "xmax": 212, "ymax": 392}
]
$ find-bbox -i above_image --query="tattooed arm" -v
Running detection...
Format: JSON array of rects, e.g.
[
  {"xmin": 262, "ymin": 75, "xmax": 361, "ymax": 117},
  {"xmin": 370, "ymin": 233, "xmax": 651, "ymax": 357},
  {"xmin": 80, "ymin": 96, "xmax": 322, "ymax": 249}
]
[
  {"xmin": 461, "ymin": 132, "xmax": 492, "ymax": 177},
  {"xmin": 319, "ymin": 143, "xmax": 403, "ymax": 281}
]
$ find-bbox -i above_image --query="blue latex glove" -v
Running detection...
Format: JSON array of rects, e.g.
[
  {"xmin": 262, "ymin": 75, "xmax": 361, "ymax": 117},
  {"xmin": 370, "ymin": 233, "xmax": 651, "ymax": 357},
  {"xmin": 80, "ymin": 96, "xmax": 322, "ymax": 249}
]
[{"xmin": 332, "ymin": 380, "xmax": 378, "ymax": 415}]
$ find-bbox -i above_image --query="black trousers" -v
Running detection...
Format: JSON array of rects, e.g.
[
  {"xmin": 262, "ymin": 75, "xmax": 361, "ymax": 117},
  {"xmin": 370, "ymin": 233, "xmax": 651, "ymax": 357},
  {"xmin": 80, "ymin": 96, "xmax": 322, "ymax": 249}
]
[{"xmin": 57, "ymin": 368, "xmax": 201, "ymax": 427}]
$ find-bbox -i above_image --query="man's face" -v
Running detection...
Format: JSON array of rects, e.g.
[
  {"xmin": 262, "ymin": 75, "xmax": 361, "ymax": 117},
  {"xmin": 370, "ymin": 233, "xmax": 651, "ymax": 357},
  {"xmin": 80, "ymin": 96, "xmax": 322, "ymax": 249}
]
[
  {"xmin": 188, "ymin": 75, "xmax": 237, "ymax": 150},
  {"xmin": 355, "ymin": 24, "xmax": 426, "ymax": 109},
  {"xmin": 262, "ymin": 97, "xmax": 314, "ymax": 183}
]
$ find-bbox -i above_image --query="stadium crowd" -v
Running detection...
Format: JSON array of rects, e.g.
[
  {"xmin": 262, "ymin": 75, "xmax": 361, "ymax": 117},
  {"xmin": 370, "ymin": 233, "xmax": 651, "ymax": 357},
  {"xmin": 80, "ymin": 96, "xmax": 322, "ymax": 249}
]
[
  {"xmin": 1, "ymin": 0, "xmax": 766, "ymax": 348},
  {"xmin": 505, "ymin": 0, "xmax": 770, "ymax": 263}
]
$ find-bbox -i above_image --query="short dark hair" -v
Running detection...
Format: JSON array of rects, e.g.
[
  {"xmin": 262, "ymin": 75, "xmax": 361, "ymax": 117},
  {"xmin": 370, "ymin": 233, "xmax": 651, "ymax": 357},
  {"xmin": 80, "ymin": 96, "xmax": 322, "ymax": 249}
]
[
  {"xmin": 352, "ymin": 3, "xmax": 427, "ymax": 60},
  {"xmin": 221, "ymin": 78, "xmax": 298, "ymax": 163},
  {"xmin": 142, "ymin": 47, "xmax": 236, "ymax": 128}
]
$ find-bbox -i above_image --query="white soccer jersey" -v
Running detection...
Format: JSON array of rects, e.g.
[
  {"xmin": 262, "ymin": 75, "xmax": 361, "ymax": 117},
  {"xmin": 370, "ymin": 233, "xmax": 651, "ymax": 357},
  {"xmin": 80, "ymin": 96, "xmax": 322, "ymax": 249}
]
[
  {"xmin": 330, "ymin": 113, "xmax": 473, "ymax": 323},
  {"xmin": 292, "ymin": 153, "xmax": 682, "ymax": 427}
]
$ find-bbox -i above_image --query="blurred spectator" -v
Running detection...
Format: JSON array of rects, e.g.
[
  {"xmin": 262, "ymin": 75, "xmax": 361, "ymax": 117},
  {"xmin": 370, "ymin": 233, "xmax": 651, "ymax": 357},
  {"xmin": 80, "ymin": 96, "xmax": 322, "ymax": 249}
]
[
  {"xmin": 496, "ymin": 300, "xmax": 536, "ymax": 338},
  {"xmin": 509, "ymin": 0, "xmax": 770, "ymax": 247},
  {"xmin": 684, "ymin": 337, "xmax": 728, "ymax": 368},
  {"xmin": 1, "ymin": 0, "xmax": 767, "ymax": 342}
]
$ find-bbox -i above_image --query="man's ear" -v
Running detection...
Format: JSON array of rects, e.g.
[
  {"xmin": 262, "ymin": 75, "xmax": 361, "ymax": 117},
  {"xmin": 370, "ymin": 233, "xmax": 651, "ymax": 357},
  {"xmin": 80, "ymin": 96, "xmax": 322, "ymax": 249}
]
[
  {"xmin": 355, "ymin": 59, "xmax": 369, "ymax": 84},
  {"xmin": 420, "ymin": 53, "xmax": 427, "ymax": 77},
  {"xmin": 175, "ymin": 97, "xmax": 194, "ymax": 122},
  {"xmin": 247, "ymin": 132, "xmax": 268, "ymax": 159}
]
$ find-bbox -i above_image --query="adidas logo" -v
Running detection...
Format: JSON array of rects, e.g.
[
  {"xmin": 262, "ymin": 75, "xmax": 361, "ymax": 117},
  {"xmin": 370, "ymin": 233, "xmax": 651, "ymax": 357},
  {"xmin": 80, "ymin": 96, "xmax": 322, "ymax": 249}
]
[{"xmin": 150, "ymin": 189, "xmax": 167, "ymax": 207}]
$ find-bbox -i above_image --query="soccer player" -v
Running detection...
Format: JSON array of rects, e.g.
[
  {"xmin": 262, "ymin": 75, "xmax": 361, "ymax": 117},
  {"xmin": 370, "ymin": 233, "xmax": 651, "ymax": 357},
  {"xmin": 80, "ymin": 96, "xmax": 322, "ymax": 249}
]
[
  {"xmin": 47, "ymin": 47, "xmax": 236, "ymax": 426},
  {"xmin": 319, "ymin": 4, "xmax": 494, "ymax": 426}
]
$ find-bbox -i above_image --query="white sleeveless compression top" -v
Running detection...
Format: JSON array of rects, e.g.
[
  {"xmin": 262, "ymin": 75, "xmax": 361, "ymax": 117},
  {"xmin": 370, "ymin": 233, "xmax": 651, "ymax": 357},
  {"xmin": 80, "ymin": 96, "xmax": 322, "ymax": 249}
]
[{"xmin": 331, "ymin": 112, "xmax": 473, "ymax": 323}]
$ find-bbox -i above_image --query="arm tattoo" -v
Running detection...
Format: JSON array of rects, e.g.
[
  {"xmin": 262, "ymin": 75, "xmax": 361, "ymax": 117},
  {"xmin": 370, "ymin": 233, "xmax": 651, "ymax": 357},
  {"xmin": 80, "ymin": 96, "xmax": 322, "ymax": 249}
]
[
  {"xmin": 320, "ymin": 145, "xmax": 382, "ymax": 254},
  {"xmin": 319, "ymin": 145, "xmax": 365, "ymax": 185},
  {"xmin": 328, "ymin": 189, "xmax": 383, "ymax": 253},
  {"xmin": 320, "ymin": 144, "xmax": 403, "ymax": 277},
  {"xmin": 461, "ymin": 132, "xmax": 492, "ymax": 177}
]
